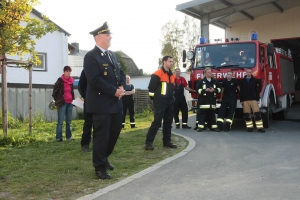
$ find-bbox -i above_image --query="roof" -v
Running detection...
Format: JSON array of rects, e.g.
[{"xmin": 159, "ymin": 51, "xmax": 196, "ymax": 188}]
[
  {"xmin": 117, "ymin": 51, "xmax": 143, "ymax": 76},
  {"xmin": 32, "ymin": 8, "xmax": 71, "ymax": 36},
  {"xmin": 176, "ymin": 0, "xmax": 300, "ymax": 29}
]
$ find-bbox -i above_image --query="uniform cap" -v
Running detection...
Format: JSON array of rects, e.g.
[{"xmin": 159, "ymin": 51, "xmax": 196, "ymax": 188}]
[{"xmin": 89, "ymin": 22, "xmax": 111, "ymax": 36}]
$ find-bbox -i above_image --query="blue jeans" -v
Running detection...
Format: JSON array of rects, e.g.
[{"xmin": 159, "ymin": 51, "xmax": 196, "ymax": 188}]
[{"xmin": 56, "ymin": 103, "xmax": 73, "ymax": 140}]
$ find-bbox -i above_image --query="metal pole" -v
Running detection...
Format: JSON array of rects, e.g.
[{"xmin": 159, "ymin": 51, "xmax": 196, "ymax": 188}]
[
  {"xmin": 29, "ymin": 64, "xmax": 33, "ymax": 134},
  {"xmin": 1, "ymin": 57, "xmax": 8, "ymax": 137}
]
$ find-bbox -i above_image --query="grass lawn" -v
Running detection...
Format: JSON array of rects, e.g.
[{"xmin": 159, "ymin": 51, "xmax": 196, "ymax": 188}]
[{"xmin": 0, "ymin": 111, "xmax": 188, "ymax": 200}]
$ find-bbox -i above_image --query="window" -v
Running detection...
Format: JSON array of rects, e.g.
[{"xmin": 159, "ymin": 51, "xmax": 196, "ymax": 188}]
[{"xmin": 33, "ymin": 53, "xmax": 47, "ymax": 71}]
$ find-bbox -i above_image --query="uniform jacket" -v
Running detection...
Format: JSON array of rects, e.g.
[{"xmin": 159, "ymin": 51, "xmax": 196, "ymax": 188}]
[
  {"xmin": 52, "ymin": 77, "xmax": 75, "ymax": 107},
  {"xmin": 78, "ymin": 70, "xmax": 87, "ymax": 98},
  {"xmin": 148, "ymin": 67, "xmax": 175, "ymax": 101},
  {"xmin": 221, "ymin": 78, "xmax": 239, "ymax": 99},
  {"xmin": 196, "ymin": 77, "xmax": 221, "ymax": 109},
  {"xmin": 83, "ymin": 46, "xmax": 126, "ymax": 114},
  {"xmin": 240, "ymin": 75, "xmax": 261, "ymax": 102}
]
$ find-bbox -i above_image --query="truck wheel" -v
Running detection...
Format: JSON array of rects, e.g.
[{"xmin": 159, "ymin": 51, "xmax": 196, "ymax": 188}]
[
  {"xmin": 277, "ymin": 95, "xmax": 290, "ymax": 120},
  {"xmin": 262, "ymin": 105, "xmax": 271, "ymax": 128}
]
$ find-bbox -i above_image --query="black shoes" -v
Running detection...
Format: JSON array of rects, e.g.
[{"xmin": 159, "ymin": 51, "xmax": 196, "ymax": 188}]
[
  {"xmin": 215, "ymin": 128, "xmax": 221, "ymax": 132},
  {"xmin": 81, "ymin": 145, "xmax": 90, "ymax": 152},
  {"xmin": 56, "ymin": 138, "xmax": 63, "ymax": 142},
  {"xmin": 176, "ymin": 125, "xmax": 180, "ymax": 129},
  {"xmin": 197, "ymin": 128, "xmax": 202, "ymax": 132},
  {"xmin": 145, "ymin": 143, "xmax": 154, "ymax": 150},
  {"xmin": 106, "ymin": 162, "xmax": 114, "ymax": 170},
  {"xmin": 224, "ymin": 128, "xmax": 229, "ymax": 132},
  {"xmin": 193, "ymin": 126, "xmax": 198, "ymax": 130},
  {"xmin": 258, "ymin": 129, "xmax": 265, "ymax": 133},
  {"xmin": 95, "ymin": 168, "xmax": 111, "ymax": 179},
  {"xmin": 182, "ymin": 125, "xmax": 191, "ymax": 129},
  {"xmin": 163, "ymin": 142, "xmax": 177, "ymax": 148},
  {"xmin": 247, "ymin": 128, "xmax": 253, "ymax": 132}
]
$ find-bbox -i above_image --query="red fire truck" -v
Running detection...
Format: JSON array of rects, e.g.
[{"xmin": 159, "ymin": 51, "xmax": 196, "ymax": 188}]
[{"xmin": 183, "ymin": 34, "xmax": 297, "ymax": 128}]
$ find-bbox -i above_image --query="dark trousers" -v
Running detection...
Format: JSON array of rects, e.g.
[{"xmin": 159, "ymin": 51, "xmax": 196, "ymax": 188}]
[
  {"xmin": 217, "ymin": 97, "xmax": 237, "ymax": 130},
  {"xmin": 122, "ymin": 99, "xmax": 135, "ymax": 126},
  {"xmin": 92, "ymin": 112, "xmax": 122, "ymax": 170},
  {"xmin": 173, "ymin": 97, "xmax": 188, "ymax": 125},
  {"xmin": 197, "ymin": 109, "xmax": 217, "ymax": 129},
  {"xmin": 146, "ymin": 99, "xmax": 174, "ymax": 144},
  {"xmin": 81, "ymin": 103, "xmax": 93, "ymax": 147}
]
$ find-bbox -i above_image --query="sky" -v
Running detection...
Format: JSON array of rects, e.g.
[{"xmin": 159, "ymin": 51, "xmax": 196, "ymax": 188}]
[{"xmin": 35, "ymin": 0, "xmax": 224, "ymax": 74}]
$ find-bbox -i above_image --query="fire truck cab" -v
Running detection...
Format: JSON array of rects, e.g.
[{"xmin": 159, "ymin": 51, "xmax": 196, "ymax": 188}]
[{"xmin": 183, "ymin": 34, "xmax": 298, "ymax": 128}]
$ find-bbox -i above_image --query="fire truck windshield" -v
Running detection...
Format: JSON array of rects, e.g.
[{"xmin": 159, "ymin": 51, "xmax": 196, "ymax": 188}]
[{"xmin": 193, "ymin": 43, "xmax": 256, "ymax": 69}]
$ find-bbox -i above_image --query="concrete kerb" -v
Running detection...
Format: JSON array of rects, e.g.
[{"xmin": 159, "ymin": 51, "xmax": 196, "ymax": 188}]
[{"xmin": 77, "ymin": 132, "xmax": 196, "ymax": 200}]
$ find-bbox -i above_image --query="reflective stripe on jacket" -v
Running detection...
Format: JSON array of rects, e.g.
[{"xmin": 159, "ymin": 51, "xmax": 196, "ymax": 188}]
[{"xmin": 148, "ymin": 67, "xmax": 175, "ymax": 100}]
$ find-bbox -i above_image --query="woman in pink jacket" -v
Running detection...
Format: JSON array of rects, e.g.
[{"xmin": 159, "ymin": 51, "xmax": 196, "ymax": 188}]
[{"xmin": 52, "ymin": 66, "xmax": 75, "ymax": 142}]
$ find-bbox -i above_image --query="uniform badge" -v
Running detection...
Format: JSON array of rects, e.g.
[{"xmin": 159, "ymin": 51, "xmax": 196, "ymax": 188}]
[
  {"xmin": 104, "ymin": 71, "xmax": 107, "ymax": 76},
  {"xmin": 101, "ymin": 53, "xmax": 104, "ymax": 56},
  {"xmin": 103, "ymin": 64, "xmax": 108, "ymax": 66}
]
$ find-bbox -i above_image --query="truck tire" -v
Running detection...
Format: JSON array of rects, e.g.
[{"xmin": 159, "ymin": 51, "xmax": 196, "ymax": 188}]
[
  {"xmin": 262, "ymin": 105, "xmax": 271, "ymax": 128},
  {"xmin": 277, "ymin": 95, "xmax": 290, "ymax": 120}
]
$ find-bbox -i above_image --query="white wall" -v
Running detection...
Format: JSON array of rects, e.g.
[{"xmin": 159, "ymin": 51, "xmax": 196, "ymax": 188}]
[
  {"xmin": 5, "ymin": 13, "xmax": 69, "ymax": 85},
  {"xmin": 225, "ymin": 6, "xmax": 300, "ymax": 42}
]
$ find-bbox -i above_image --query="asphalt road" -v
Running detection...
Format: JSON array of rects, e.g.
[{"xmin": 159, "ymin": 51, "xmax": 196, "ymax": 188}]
[{"xmin": 79, "ymin": 106, "xmax": 300, "ymax": 200}]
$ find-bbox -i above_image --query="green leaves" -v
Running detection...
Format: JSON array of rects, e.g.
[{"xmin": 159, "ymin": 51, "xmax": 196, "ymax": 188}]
[{"xmin": 0, "ymin": 0, "xmax": 57, "ymax": 65}]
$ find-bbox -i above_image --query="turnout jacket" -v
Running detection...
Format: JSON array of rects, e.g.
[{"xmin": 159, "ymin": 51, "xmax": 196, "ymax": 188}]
[
  {"xmin": 83, "ymin": 46, "xmax": 126, "ymax": 114},
  {"xmin": 196, "ymin": 77, "xmax": 221, "ymax": 109},
  {"xmin": 240, "ymin": 75, "xmax": 261, "ymax": 102},
  {"xmin": 148, "ymin": 67, "xmax": 175, "ymax": 100}
]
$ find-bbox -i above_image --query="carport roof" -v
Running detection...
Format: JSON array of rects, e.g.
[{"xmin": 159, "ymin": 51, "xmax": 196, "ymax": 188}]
[{"xmin": 176, "ymin": 0, "xmax": 300, "ymax": 29}]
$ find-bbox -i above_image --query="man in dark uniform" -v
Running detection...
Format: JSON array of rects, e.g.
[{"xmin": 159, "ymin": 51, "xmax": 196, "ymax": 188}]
[
  {"xmin": 173, "ymin": 68, "xmax": 195, "ymax": 129},
  {"xmin": 122, "ymin": 75, "xmax": 137, "ymax": 128},
  {"xmin": 216, "ymin": 71, "xmax": 240, "ymax": 132},
  {"xmin": 196, "ymin": 67, "xmax": 221, "ymax": 132},
  {"xmin": 145, "ymin": 56, "xmax": 177, "ymax": 150},
  {"xmin": 83, "ymin": 22, "xmax": 126, "ymax": 179},
  {"xmin": 78, "ymin": 69, "xmax": 93, "ymax": 152},
  {"xmin": 240, "ymin": 68, "xmax": 265, "ymax": 133}
]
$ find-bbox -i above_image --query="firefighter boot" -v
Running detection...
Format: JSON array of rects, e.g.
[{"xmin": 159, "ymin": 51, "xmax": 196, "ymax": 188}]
[
  {"xmin": 193, "ymin": 123, "xmax": 198, "ymax": 130},
  {"xmin": 216, "ymin": 121, "xmax": 223, "ymax": 132},
  {"xmin": 224, "ymin": 122, "xmax": 231, "ymax": 132},
  {"xmin": 131, "ymin": 123, "xmax": 137, "ymax": 128}
]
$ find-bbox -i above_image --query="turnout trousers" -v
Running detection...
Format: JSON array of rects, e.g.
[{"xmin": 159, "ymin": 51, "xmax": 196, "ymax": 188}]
[
  {"xmin": 197, "ymin": 108, "xmax": 217, "ymax": 130},
  {"xmin": 217, "ymin": 97, "xmax": 237, "ymax": 130},
  {"xmin": 243, "ymin": 100, "xmax": 264, "ymax": 130},
  {"xmin": 174, "ymin": 96, "xmax": 188, "ymax": 127},
  {"xmin": 122, "ymin": 97, "xmax": 136, "ymax": 128},
  {"xmin": 146, "ymin": 99, "xmax": 174, "ymax": 144}
]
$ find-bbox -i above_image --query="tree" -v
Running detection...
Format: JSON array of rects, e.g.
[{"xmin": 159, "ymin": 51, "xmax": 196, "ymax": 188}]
[
  {"xmin": 0, "ymin": 0, "xmax": 57, "ymax": 137},
  {"xmin": 160, "ymin": 20, "xmax": 184, "ymax": 70},
  {"xmin": 160, "ymin": 16, "xmax": 200, "ymax": 70},
  {"xmin": 0, "ymin": 0, "xmax": 57, "ymax": 64},
  {"xmin": 183, "ymin": 15, "xmax": 201, "ymax": 51}
]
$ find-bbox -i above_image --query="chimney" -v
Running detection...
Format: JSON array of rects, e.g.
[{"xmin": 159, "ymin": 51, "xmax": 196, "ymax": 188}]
[{"xmin": 71, "ymin": 42, "xmax": 79, "ymax": 54}]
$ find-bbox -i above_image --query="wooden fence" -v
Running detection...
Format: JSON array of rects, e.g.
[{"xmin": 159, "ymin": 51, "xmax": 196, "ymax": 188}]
[{"xmin": 0, "ymin": 83, "xmax": 152, "ymax": 122}]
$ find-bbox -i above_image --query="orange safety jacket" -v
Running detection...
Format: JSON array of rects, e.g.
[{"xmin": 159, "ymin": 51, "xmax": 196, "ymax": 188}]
[{"xmin": 148, "ymin": 67, "xmax": 175, "ymax": 100}]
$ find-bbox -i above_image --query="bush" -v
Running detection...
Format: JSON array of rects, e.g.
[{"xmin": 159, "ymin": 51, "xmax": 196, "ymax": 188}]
[{"xmin": 0, "ymin": 111, "xmax": 22, "ymax": 129}]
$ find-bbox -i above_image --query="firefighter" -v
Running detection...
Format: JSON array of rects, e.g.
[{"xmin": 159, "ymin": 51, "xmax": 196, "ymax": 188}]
[
  {"xmin": 196, "ymin": 67, "xmax": 221, "ymax": 132},
  {"xmin": 173, "ymin": 68, "xmax": 196, "ymax": 129},
  {"xmin": 240, "ymin": 68, "xmax": 265, "ymax": 133},
  {"xmin": 122, "ymin": 75, "xmax": 137, "ymax": 128},
  {"xmin": 216, "ymin": 71, "xmax": 240, "ymax": 132},
  {"xmin": 145, "ymin": 56, "xmax": 177, "ymax": 150}
]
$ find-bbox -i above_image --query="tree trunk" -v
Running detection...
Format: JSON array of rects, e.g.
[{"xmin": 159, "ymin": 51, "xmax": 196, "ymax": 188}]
[
  {"xmin": 29, "ymin": 64, "xmax": 33, "ymax": 134},
  {"xmin": 1, "ymin": 56, "xmax": 8, "ymax": 137}
]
